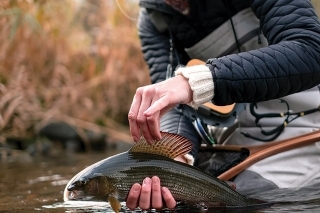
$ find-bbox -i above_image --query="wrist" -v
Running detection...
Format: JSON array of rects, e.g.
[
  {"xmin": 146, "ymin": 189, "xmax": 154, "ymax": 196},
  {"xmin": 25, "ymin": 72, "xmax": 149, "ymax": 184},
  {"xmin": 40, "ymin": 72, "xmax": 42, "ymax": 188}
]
[
  {"xmin": 174, "ymin": 75, "xmax": 193, "ymax": 104},
  {"xmin": 175, "ymin": 64, "xmax": 214, "ymax": 109}
]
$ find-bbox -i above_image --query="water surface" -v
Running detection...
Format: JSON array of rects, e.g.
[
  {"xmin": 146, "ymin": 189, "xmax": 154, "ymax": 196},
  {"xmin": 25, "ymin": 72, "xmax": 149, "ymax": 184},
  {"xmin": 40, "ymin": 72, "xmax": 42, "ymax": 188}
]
[{"xmin": 0, "ymin": 147, "xmax": 319, "ymax": 213}]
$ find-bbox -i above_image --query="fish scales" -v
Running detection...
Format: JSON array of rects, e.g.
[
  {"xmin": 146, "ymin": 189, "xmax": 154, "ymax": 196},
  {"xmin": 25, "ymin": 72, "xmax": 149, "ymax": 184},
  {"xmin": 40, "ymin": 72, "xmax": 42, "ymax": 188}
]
[
  {"xmin": 65, "ymin": 132, "xmax": 256, "ymax": 212},
  {"xmin": 79, "ymin": 151, "xmax": 251, "ymax": 206}
]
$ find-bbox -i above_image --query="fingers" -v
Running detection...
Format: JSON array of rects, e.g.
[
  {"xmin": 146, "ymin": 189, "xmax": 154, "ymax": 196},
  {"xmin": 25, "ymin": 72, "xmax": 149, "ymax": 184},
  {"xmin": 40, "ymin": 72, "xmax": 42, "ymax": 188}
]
[
  {"xmin": 144, "ymin": 96, "xmax": 170, "ymax": 117},
  {"xmin": 151, "ymin": 176, "xmax": 163, "ymax": 209},
  {"xmin": 145, "ymin": 111, "xmax": 161, "ymax": 143},
  {"xmin": 126, "ymin": 177, "xmax": 176, "ymax": 211},
  {"xmin": 128, "ymin": 86, "xmax": 162, "ymax": 145},
  {"xmin": 139, "ymin": 177, "xmax": 152, "ymax": 209},
  {"xmin": 128, "ymin": 93, "xmax": 142, "ymax": 142},
  {"xmin": 126, "ymin": 177, "xmax": 153, "ymax": 210},
  {"xmin": 137, "ymin": 93, "xmax": 156, "ymax": 145},
  {"xmin": 126, "ymin": 184, "xmax": 141, "ymax": 210},
  {"xmin": 162, "ymin": 187, "xmax": 176, "ymax": 209},
  {"xmin": 150, "ymin": 176, "xmax": 176, "ymax": 210},
  {"xmin": 128, "ymin": 76, "xmax": 191, "ymax": 144}
]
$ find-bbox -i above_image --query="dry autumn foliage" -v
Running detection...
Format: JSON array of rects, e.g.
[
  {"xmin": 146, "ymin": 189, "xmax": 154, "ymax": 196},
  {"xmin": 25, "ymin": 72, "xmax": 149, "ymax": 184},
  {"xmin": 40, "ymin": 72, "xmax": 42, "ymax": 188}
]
[
  {"xmin": 0, "ymin": 0, "xmax": 150, "ymax": 144},
  {"xmin": 0, "ymin": 1, "xmax": 320, "ymax": 147}
]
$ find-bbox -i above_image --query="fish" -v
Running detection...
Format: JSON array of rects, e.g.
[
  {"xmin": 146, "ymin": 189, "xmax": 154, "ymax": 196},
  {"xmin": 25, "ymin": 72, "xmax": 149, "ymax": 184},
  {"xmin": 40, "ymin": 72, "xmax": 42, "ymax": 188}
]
[{"xmin": 63, "ymin": 132, "xmax": 257, "ymax": 213}]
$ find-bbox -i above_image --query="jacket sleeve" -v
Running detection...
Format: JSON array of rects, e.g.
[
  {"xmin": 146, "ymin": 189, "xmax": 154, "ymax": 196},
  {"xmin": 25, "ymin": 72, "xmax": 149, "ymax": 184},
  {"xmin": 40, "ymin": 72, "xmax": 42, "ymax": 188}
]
[
  {"xmin": 207, "ymin": 0, "xmax": 320, "ymax": 105},
  {"xmin": 138, "ymin": 8, "xmax": 202, "ymax": 156}
]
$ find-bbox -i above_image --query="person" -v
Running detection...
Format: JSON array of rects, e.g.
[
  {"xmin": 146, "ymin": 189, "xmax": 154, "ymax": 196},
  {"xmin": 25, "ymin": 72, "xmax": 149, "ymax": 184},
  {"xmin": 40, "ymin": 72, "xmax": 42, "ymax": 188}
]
[{"xmin": 127, "ymin": 0, "xmax": 320, "ymax": 210}]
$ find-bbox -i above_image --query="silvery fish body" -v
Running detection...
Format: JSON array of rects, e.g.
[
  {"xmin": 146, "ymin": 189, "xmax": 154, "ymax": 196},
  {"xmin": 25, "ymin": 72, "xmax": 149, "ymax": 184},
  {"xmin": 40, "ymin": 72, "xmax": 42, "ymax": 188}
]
[{"xmin": 64, "ymin": 132, "xmax": 254, "ymax": 212}]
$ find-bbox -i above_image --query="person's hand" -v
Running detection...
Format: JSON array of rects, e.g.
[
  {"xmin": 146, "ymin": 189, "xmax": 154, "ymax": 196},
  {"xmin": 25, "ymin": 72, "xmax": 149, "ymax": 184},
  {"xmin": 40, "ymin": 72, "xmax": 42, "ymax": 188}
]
[
  {"xmin": 128, "ymin": 75, "xmax": 192, "ymax": 144},
  {"xmin": 126, "ymin": 176, "xmax": 176, "ymax": 211}
]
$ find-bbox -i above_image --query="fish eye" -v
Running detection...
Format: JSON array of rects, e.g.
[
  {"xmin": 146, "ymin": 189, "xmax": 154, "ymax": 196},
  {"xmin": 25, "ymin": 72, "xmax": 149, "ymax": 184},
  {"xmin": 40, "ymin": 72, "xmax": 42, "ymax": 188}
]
[{"xmin": 79, "ymin": 178, "xmax": 89, "ymax": 185}]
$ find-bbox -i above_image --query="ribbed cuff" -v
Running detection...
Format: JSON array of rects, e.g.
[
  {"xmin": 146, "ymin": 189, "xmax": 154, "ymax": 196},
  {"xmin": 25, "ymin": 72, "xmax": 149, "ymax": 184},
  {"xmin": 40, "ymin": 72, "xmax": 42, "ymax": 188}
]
[{"xmin": 175, "ymin": 65, "xmax": 214, "ymax": 109}]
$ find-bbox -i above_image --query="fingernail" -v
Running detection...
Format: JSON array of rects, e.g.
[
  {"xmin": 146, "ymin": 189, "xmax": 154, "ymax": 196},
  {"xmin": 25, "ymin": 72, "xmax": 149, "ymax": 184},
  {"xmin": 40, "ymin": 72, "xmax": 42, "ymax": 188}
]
[
  {"xmin": 161, "ymin": 187, "xmax": 168, "ymax": 195},
  {"xmin": 143, "ymin": 177, "xmax": 151, "ymax": 185},
  {"xmin": 132, "ymin": 184, "xmax": 140, "ymax": 191},
  {"xmin": 152, "ymin": 176, "xmax": 159, "ymax": 184},
  {"xmin": 133, "ymin": 136, "xmax": 138, "ymax": 142},
  {"xmin": 144, "ymin": 110, "xmax": 150, "ymax": 116},
  {"xmin": 147, "ymin": 140, "xmax": 154, "ymax": 145}
]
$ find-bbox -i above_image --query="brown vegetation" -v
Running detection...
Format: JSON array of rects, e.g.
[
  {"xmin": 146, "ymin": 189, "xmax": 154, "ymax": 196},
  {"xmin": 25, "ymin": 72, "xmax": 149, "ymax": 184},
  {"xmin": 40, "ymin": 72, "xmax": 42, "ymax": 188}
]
[
  {"xmin": 0, "ymin": 1, "xmax": 320, "ymax": 147},
  {"xmin": 0, "ymin": 0, "xmax": 150, "ymax": 144}
]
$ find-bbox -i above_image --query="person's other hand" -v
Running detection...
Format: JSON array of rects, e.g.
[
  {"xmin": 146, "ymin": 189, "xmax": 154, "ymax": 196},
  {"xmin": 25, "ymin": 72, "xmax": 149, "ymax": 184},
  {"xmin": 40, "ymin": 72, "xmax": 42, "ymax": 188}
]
[
  {"xmin": 126, "ymin": 176, "xmax": 176, "ymax": 211},
  {"xmin": 128, "ymin": 75, "xmax": 192, "ymax": 145}
]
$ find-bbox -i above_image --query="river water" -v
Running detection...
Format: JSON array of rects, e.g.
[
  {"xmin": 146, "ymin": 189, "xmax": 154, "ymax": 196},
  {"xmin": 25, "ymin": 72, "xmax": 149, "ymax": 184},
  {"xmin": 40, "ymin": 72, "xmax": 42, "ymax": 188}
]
[{"xmin": 0, "ymin": 145, "xmax": 319, "ymax": 213}]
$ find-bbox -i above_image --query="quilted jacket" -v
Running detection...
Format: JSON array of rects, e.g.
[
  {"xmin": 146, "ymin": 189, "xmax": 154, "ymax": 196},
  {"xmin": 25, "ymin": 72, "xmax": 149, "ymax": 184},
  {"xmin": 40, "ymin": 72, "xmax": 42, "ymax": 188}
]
[{"xmin": 137, "ymin": 0, "xmax": 320, "ymax": 156}]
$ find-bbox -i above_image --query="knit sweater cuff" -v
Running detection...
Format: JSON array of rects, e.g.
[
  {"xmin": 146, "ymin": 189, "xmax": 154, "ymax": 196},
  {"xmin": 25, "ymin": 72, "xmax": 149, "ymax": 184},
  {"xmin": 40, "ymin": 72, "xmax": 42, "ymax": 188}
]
[{"xmin": 175, "ymin": 65, "xmax": 214, "ymax": 109}]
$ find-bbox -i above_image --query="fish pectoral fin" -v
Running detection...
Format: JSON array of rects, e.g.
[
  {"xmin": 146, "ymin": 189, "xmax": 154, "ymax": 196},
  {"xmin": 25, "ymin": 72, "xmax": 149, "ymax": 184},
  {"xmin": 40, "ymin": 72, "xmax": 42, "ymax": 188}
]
[{"xmin": 108, "ymin": 194, "xmax": 121, "ymax": 213}]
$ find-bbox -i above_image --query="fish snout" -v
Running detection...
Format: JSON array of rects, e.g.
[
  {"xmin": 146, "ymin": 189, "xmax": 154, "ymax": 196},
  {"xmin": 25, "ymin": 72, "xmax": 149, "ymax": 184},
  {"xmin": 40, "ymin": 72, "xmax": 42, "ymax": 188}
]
[
  {"xmin": 67, "ymin": 182, "xmax": 77, "ymax": 191},
  {"xmin": 65, "ymin": 180, "xmax": 88, "ymax": 200},
  {"xmin": 67, "ymin": 177, "xmax": 89, "ymax": 191}
]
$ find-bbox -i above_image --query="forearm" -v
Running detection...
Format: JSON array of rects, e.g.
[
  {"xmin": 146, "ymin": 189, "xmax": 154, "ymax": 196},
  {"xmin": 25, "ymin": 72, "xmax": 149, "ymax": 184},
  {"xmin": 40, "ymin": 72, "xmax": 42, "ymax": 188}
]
[
  {"xmin": 210, "ymin": 0, "xmax": 320, "ymax": 105},
  {"xmin": 176, "ymin": 0, "xmax": 320, "ymax": 106}
]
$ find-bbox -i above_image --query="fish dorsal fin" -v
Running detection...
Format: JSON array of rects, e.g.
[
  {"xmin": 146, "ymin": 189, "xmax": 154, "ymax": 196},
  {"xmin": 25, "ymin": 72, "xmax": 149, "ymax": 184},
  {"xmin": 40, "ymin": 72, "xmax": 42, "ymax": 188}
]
[{"xmin": 129, "ymin": 132, "xmax": 193, "ymax": 159}]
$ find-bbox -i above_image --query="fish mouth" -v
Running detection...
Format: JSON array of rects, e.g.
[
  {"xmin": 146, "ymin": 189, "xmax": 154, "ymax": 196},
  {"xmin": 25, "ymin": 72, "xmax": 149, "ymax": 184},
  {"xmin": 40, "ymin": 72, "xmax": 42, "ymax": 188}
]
[
  {"xmin": 65, "ymin": 189, "xmax": 91, "ymax": 200},
  {"xmin": 63, "ymin": 164, "xmax": 95, "ymax": 201},
  {"xmin": 64, "ymin": 182, "xmax": 95, "ymax": 201},
  {"xmin": 65, "ymin": 189, "xmax": 106, "ymax": 201}
]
